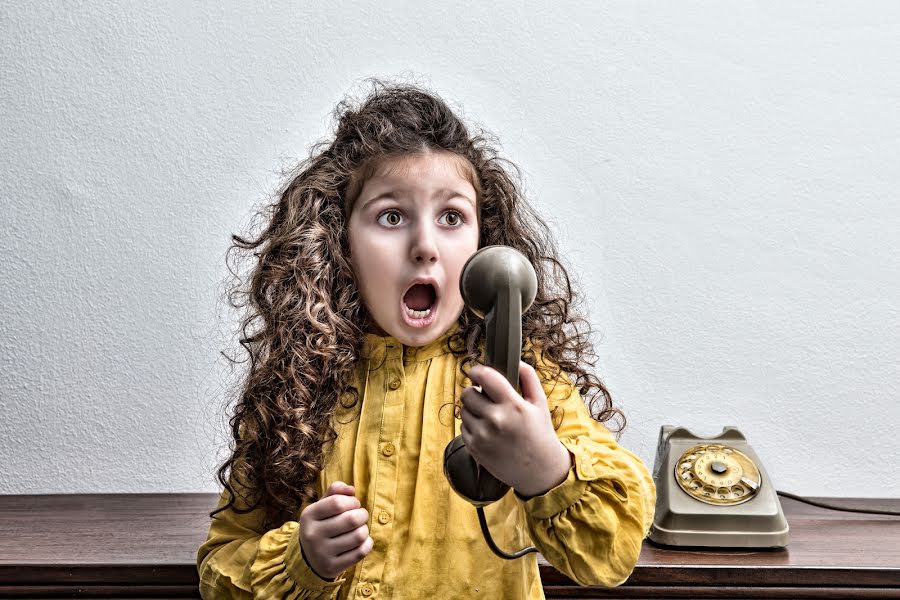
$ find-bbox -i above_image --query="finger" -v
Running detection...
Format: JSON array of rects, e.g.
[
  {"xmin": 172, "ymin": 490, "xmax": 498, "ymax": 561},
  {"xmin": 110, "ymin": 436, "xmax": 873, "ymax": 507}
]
[
  {"xmin": 460, "ymin": 414, "xmax": 484, "ymax": 449},
  {"xmin": 319, "ymin": 507, "xmax": 369, "ymax": 538},
  {"xmin": 517, "ymin": 361, "xmax": 548, "ymax": 407},
  {"xmin": 459, "ymin": 403, "xmax": 484, "ymax": 430},
  {"xmin": 307, "ymin": 491, "xmax": 361, "ymax": 521},
  {"xmin": 322, "ymin": 481, "xmax": 355, "ymax": 498},
  {"xmin": 328, "ymin": 523, "xmax": 370, "ymax": 555},
  {"xmin": 460, "ymin": 417, "xmax": 472, "ymax": 447},
  {"xmin": 333, "ymin": 534, "xmax": 374, "ymax": 571},
  {"xmin": 469, "ymin": 364, "xmax": 516, "ymax": 404},
  {"xmin": 460, "ymin": 386, "xmax": 489, "ymax": 418}
]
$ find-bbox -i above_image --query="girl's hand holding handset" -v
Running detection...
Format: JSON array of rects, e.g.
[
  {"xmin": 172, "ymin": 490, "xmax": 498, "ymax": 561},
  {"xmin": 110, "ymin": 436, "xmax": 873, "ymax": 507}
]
[
  {"xmin": 461, "ymin": 362, "xmax": 574, "ymax": 499},
  {"xmin": 298, "ymin": 481, "xmax": 374, "ymax": 580}
]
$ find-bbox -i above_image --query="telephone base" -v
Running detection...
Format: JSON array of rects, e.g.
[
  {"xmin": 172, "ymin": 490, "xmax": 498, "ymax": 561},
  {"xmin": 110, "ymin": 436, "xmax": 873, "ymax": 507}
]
[{"xmin": 649, "ymin": 425, "xmax": 790, "ymax": 549}]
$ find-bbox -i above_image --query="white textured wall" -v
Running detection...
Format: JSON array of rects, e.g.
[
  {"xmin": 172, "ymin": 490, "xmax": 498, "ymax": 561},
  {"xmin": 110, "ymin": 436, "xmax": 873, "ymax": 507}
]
[{"xmin": 1, "ymin": 2, "xmax": 897, "ymax": 497}]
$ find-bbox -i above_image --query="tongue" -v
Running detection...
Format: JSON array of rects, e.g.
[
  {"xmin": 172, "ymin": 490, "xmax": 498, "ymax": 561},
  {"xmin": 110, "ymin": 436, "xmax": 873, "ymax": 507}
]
[{"xmin": 404, "ymin": 284, "xmax": 435, "ymax": 310}]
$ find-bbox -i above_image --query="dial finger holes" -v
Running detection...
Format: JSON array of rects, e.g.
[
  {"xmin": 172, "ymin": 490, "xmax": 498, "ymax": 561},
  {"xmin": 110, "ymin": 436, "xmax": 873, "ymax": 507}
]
[{"xmin": 675, "ymin": 444, "xmax": 762, "ymax": 505}]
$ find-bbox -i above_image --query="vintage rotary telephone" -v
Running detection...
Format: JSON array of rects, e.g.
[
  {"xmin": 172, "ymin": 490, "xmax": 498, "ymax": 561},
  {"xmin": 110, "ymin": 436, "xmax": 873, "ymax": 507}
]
[
  {"xmin": 649, "ymin": 425, "xmax": 789, "ymax": 548},
  {"xmin": 443, "ymin": 245, "xmax": 539, "ymax": 559}
]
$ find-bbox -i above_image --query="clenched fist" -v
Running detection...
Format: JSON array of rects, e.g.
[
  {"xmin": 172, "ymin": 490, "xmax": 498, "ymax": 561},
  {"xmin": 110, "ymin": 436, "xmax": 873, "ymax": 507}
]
[{"xmin": 298, "ymin": 481, "xmax": 373, "ymax": 580}]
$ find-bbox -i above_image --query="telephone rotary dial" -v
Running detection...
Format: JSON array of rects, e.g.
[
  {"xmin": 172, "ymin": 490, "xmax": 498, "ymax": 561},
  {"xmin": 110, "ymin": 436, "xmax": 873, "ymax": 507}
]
[{"xmin": 675, "ymin": 444, "xmax": 761, "ymax": 506}]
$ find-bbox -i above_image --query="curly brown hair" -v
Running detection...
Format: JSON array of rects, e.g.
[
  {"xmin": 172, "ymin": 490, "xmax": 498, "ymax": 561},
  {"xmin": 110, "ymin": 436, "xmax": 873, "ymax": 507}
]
[{"xmin": 211, "ymin": 77, "xmax": 626, "ymax": 531}]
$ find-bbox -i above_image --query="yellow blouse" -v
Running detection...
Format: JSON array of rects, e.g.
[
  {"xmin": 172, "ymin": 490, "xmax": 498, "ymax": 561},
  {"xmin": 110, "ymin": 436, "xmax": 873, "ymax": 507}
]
[{"xmin": 197, "ymin": 325, "xmax": 656, "ymax": 599}]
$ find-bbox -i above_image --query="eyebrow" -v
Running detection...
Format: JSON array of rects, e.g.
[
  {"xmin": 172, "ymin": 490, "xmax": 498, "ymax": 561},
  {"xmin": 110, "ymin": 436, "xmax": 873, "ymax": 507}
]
[{"xmin": 361, "ymin": 188, "xmax": 476, "ymax": 211}]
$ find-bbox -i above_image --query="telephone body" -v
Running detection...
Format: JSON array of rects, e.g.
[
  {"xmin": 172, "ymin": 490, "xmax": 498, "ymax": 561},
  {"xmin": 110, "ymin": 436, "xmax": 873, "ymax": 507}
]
[{"xmin": 649, "ymin": 425, "xmax": 789, "ymax": 548}]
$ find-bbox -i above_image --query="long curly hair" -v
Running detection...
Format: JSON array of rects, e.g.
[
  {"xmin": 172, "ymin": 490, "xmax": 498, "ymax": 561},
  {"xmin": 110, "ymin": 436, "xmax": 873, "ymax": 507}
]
[{"xmin": 211, "ymin": 78, "xmax": 626, "ymax": 530}]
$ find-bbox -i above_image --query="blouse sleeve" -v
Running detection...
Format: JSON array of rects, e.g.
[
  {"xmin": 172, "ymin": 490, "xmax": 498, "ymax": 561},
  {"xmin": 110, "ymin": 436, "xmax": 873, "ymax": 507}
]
[
  {"xmin": 196, "ymin": 483, "xmax": 347, "ymax": 599},
  {"xmin": 513, "ymin": 357, "xmax": 657, "ymax": 588}
]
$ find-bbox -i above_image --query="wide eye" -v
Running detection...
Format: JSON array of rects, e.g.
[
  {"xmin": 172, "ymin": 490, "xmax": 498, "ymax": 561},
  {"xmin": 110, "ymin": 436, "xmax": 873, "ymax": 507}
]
[
  {"xmin": 439, "ymin": 210, "xmax": 464, "ymax": 227},
  {"xmin": 377, "ymin": 210, "xmax": 404, "ymax": 227}
]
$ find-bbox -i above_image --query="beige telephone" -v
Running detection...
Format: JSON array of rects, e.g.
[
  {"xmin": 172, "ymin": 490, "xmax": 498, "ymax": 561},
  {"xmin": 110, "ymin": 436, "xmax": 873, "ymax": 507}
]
[{"xmin": 648, "ymin": 425, "xmax": 789, "ymax": 548}]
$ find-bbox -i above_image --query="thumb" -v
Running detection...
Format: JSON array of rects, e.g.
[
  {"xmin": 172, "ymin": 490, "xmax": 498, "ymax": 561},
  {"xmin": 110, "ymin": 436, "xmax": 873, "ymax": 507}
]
[{"xmin": 518, "ymin": 361, "xmax": 548, "ymax": 408}]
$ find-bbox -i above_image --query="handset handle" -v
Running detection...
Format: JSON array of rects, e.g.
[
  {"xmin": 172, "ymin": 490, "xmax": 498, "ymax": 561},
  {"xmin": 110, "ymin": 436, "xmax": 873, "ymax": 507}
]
[{"xmin": 485, "ymin": 283, "xmax": 523, "ymax": 393}]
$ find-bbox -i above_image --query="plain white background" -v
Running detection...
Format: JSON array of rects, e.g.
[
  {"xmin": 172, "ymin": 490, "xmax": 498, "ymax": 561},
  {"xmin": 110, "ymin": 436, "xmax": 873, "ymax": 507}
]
[{"xmin": 1, "ymin": 2, "xmax": 897, "ymax": 497}]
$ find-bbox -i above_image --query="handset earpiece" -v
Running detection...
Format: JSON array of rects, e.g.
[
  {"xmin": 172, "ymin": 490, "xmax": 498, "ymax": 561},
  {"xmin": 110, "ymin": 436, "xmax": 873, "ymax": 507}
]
[
  {"xmin": 443, "ymin": 245, "xmax": 539, "ymax": 560},
  {"xmin": 459, "ymin": 245, "xmax": 538, "ymax": 391}
]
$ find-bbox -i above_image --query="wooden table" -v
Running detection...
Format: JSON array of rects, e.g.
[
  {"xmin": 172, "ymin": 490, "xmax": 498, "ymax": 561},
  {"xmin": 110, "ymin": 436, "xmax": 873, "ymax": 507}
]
[{"xmin": 1, "ymin": 494, "xmax": 897, "ymax": 598}]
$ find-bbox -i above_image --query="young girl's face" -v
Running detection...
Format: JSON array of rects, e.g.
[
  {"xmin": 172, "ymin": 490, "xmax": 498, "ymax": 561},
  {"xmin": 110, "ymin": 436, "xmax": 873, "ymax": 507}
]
[{"xmin": 347, "ymin": 151, "xmax": 480, "ymax": 347}]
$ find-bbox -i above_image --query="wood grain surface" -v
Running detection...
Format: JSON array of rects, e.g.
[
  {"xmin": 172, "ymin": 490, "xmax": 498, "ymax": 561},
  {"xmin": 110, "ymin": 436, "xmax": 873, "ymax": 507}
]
[{"xmin": 1, "ymin": 494, "xmax": 897, "ymax": 598}]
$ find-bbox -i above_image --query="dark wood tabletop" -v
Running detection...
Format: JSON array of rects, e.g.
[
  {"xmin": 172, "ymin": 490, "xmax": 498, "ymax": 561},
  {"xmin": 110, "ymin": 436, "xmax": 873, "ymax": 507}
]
[{"xmin": 1, "ymin": 493, "xmax": 897, "ymax": 598}]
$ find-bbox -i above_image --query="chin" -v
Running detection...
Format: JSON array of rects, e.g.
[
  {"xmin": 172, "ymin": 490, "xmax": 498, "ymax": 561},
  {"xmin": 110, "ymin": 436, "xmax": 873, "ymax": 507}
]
[
  {"xmin": 396, "ymin": 315, "xmax": 459, "ymax": 348},
  {"xmin": 397, "ymin": 326, "xmax": 443, "ymax": 348}
]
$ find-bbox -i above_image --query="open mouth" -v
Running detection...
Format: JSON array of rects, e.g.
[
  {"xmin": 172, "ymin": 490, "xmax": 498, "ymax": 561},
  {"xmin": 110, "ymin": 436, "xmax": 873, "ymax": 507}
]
[{"xmin": 402, "ymin": 283, "xmax": 438, "ymax": 326}]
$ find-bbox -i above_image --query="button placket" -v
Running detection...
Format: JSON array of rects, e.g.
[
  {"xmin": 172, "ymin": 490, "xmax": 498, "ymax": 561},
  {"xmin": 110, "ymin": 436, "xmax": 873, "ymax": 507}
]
[
  {"xmin": 376, "ymin": 379, "xmax": 397, "ymax": 529},
  {"xmin": 360, "ymin": 359, "xmax": 403, "ymax": 597}
]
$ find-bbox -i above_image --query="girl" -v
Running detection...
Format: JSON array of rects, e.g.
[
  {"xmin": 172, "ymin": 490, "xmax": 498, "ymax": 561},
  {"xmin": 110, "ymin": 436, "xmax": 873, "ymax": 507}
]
[{"xmin": 197, "ymin": 79, "xmax": 656, "ymax": 599}]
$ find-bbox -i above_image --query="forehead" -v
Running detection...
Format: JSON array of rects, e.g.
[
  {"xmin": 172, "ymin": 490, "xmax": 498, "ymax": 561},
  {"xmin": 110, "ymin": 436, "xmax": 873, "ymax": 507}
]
[{"xmin": 367, "ymin": 152, "xmax": 476, "ymax": 189}]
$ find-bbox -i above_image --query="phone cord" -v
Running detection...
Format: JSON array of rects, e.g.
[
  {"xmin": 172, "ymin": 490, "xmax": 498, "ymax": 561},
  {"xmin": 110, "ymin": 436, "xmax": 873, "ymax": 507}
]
[
  {"xmin": 777, "ymin": 490, "xmax": 900, "ymax": 516},
  {"xmin": 477, "ymin": 506, "xmax": 538, "ymax": 559}
]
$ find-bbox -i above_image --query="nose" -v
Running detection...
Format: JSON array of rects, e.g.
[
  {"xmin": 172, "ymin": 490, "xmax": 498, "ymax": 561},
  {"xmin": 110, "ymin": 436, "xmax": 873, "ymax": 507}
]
[{"xmin": 410, "ymin": 220, "xmax": 439, "ymax": 264}]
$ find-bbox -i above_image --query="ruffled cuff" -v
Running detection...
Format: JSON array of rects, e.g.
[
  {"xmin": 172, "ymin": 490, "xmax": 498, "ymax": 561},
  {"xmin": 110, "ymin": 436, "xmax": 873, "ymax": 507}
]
[
  {"xmin": 515, "ymin": 436, "xmax": 628, "ymax": 519},
  {"xmin": 513, "ymin": 435, "xmax": 647, "ymax": 587},
  {"xmin": 250, "ymin": 521, "xmax": 346, "ymax": 599}
]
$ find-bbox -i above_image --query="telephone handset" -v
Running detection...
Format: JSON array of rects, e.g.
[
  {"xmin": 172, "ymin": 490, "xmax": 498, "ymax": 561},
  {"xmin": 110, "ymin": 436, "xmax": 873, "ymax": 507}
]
[
  {"xmin": 443, "ymin": 245, "xmax": 539, "ymax": 559},
  {"xmin": 648, "ymin": 425, "xmax": 789, "ymax": 548}
]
